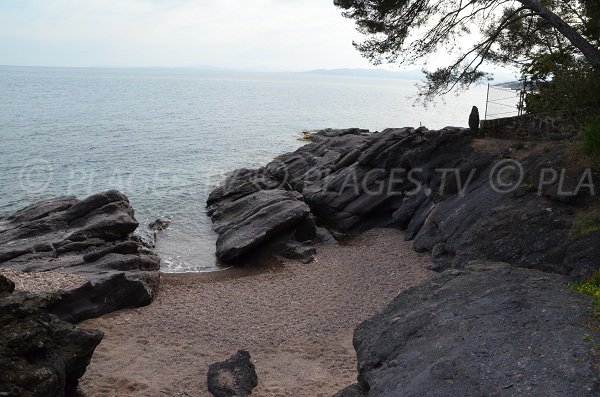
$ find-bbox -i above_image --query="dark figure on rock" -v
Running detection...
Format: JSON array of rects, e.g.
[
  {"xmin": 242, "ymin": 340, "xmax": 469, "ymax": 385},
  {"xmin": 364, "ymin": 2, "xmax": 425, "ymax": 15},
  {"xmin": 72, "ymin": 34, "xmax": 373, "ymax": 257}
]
[{"xmin": 469, "ymin": 106, "xmax": 480, "ymax": 135}]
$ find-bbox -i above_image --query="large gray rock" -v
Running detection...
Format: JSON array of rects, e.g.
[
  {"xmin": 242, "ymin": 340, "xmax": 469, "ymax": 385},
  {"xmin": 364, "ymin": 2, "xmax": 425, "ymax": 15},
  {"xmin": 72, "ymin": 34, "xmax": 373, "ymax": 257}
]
[
  {"xmin": 209, "ymin": 186, "xmax": 313, "ymax": 263},
  {"xmin": 0, "ymin": 291, "xmax": 103, "ymax": 397},
  {"xmin": 207, "ymin": 350, "xmax": 258, "ymax": 397},
  {"xmin": 339, "ymin": 264, "xmax": 599, "ymax": 396},
  {"xmin": 0, "ymin": 190, "xmax": 160, "ymax": 322},
  {"xmin": 206, "ymin": 129, "xmax": 375, "ymax": 263}
]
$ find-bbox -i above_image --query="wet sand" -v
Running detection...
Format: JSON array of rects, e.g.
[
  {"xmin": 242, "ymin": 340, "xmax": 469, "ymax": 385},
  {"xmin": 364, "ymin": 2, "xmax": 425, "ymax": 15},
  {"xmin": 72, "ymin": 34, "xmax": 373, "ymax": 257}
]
[{"xmin": 79, "ymin": 229, "xmax": 434, "ymax": 396}]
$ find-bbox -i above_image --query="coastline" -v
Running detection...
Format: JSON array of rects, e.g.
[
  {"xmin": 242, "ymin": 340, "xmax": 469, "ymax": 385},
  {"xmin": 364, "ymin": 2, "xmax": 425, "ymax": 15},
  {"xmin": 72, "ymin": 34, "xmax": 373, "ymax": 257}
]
[
  {"xmin": 2, "ymin": 126, "xmax": 599, "ymax": 395},
  {"xmin": 78, "ymin": 229, "xmax": 434, "ymax": 396}
]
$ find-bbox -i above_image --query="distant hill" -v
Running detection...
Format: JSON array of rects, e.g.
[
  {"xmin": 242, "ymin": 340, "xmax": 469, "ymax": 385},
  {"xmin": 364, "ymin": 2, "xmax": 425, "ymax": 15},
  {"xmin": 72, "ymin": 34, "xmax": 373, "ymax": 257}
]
[{"xmin": 304, "ymin": 68, "xmax": 424, "ymax": 80}]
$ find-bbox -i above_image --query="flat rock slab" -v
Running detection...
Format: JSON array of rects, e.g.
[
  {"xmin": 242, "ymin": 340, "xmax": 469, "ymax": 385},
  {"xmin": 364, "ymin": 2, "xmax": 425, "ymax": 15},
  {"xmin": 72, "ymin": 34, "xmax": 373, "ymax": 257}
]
[
  {"xmin": 344, "ymin": 263, "xmax": 600, "ymax": 396},
  {"xmin": 0, "ymin": 190, "xmax": 160, "ymax": 323}
]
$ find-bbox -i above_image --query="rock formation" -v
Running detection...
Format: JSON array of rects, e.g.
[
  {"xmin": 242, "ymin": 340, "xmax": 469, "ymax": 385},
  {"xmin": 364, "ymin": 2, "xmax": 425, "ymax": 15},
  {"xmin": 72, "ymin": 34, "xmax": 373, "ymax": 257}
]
[
  {"xmin": 0, "ymin": 190, "xmax": 161, "ymax": 322},
  {"xmin": 469, "ymin": 105, "xmax": 480, "ymax": 134},
  {"xmin": 208, "ymin": 127, "xmax": 600, "ymax": 277},
  {"xmin": 0, "ymin": 283, "xmax": 103, "ymax": 397},
  {"xmin": 207, "ymin": 350, "xmax": 258, "ymax": 397},
  {"xmin": 334, "ymin": 263, "xmax": 600, "ymax": 396}
]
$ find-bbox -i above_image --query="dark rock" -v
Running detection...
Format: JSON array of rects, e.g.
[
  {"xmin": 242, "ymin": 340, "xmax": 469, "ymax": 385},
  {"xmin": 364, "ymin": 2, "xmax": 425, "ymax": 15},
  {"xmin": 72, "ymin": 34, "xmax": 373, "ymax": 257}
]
[
  {"xmin": 82, "ymin": 241, "xmax": 139, "ymax": 262},
  {"xmin": 426, "ymin": 257, "xmax": 452, "ymax": 272},
  {"xmin": 469, "ymin": 105, "xmax": 480, "ymax": 134},
  {"xmin": 410, "ymin": 171, "xmax": 592, "ymax": 275},
  {"xmin": 208, "ymin": 126, "xmax": 600, "ymax": 277},
  {"xmin": 207, "ymin": 168, "xmax": 281, "ymax": 211},
  {"xmin": 51, "ymin": 270, "xmax": 160, "ymax": 323},
  {"xmin": 130, "ymin": 218, "xmax": 172, "ymax": 250},
  {"xmin": 130, "ymin": 232, "xmax": 157, "ymax": 250},
  {"xmin": 0, "ymin": 292, "xmax": 103, "ymax": 397},
  {"xmin": 431, "ymin": 242, "xmax": 448, "ymax": 258},
  {"xmin": 428, "ymin": 243, "xmax": 453, "ymax": 271},
  {"xmin": 212, "ymin": 189, "xmax": 311, "ymax": 263},
  {"xmin": 564, "ymin": 231, "xmax": 600, "ymax": 279},
  {"xmin": 294, "ymin": 215, "xmax": 317, "ymax": 242},
  {"xmin": 331, "ymin": 384, "xmax": 368, "ymax": 397},
  {"xmin": 333, "ymin": 149, "xmax": 362, "ymax": 172},
  {"xmin": 340, "ymin": 264, "xmax": 599, "ymax": 397},
  {"xmin": 0, "ymin": 190, "xmax": 160, "ymax": 322},
  {"xmin": 404, "ymin": 198, "xmax": 435, "ymax": 241},
  {"xmin": 207, "ymin": 350, "xmax": 258, "ymax": 397},
  {"xmin": 309, "ymin": 128, "xmax": 371, "ymax": 141},
  {"xmin": 392, "ymin": 193, "xmax": 427, "ymax": 229},
  {"xmin": 148, "ymin": 218, "xmax": 170, "ymax": 232},
  {"xmin": 0, "ymin": 274, "xmax": 15, "ymax": 299},
  {"xmin": 315, "ymin": 227, "xmax": 337, "ymax": 245},
  {"xmin": 277, "ymin": 241, "xmax": 316, "ymax": 264}
]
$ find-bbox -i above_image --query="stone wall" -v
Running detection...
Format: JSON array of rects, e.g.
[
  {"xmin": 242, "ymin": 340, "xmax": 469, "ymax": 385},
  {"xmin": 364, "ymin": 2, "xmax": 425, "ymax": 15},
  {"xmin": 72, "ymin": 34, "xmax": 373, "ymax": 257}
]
[{"xmin": 480, "ymin": 113, "xmax": 582, "ymax": 141}]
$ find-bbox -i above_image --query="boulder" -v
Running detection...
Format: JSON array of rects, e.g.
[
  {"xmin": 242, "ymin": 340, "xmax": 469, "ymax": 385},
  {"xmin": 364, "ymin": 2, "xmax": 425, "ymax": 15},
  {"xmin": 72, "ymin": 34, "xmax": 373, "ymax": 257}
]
[
  {"xmin": 0, "ymin": 292, "xmax": 103, "ymax": 397},
  {"xmin": 148, "ymin": 218, "xmax": 170, "ymax": 232},
  {"xmin": 0, "ymin": 190, "xmax": 161, "ymax": 322},
  {"xmin": 211, "ymin": 189, "xmax": 313, "ymax": 263},
  {"xmin": 206, "ymin": 129, "xmax": 375, "ymax": 263},
  {"xmin": 207, "ymin": 350, "xmax": 258, "ymax": 397},
  {"xmin": 339, "ymin": 264, "xmax": 599, "ymax": 396}
]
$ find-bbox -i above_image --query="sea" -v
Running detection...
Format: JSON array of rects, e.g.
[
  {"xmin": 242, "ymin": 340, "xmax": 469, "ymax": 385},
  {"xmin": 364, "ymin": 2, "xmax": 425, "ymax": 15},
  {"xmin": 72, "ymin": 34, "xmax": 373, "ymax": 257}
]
[{"xmin": 0, "ymin": 66, "xmax": 487, "ymax": 272}]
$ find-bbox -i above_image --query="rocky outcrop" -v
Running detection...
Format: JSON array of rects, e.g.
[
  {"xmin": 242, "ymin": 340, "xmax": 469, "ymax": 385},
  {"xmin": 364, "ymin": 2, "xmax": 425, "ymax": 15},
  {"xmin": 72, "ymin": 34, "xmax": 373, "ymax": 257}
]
[
  {"xmin": 208, "ymin": 127, "xmax": 599, "ymax": 276},
  {"xmin": 337, "ymin": 263, "xmax": 599, "ymax": 396},
  {"xmin": 207, "ymin": 350, "xmax": 258, "ymax": 397},
  {"xmin": 0, "ymin": 190, "xmax": 161, "ymax": 322},
  {"xmin": 0, "ymin": 288, "xmax": 103, "ymax": 397}
]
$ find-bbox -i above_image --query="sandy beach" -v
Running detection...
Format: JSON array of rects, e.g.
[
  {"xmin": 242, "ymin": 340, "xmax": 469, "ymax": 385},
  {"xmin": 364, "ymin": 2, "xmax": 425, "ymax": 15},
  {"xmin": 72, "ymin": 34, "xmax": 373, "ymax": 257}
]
[{"xmin": 78, "ymin": 229, "xmax": 434, "ymax": 396}]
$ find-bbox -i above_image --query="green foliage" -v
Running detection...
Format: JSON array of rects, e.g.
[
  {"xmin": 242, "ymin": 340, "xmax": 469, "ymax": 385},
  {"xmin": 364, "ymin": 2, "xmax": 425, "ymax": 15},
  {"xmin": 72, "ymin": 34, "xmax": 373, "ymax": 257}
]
[
  {"xmin": 524, "ymin": 60, "xmax": 600, "ymax": 116},
  {"xmin": 335, "ymin": 0, "xmax": 600, "ymax": 101},
  {"xmin": 583, "ymin": 0, "xmax": 600, "ymax": 43},
  {"xmin": 522, "ymin": 181, "xmax": 536, "ymax": 192},
  {"xmin": 520, "ymin": 2, "xmax": 600, "ymax": 116},
  {"xmin": 583, "ymin": 334, "xmax": 595, "ymax": 342},
  {"xmin": 572, "ymin": 210, "xmax": 600, "ymax": 238},
  {"xmin": 569, "ymin": 268, "xmax": 600, "ymax": 316},
  {"xmin": 491, "ymin": 3, "xmax": 577, "ymax": 67},
  {"xmin": 584, "ymin": 117, "xmax": 600, "ymax": 155}
]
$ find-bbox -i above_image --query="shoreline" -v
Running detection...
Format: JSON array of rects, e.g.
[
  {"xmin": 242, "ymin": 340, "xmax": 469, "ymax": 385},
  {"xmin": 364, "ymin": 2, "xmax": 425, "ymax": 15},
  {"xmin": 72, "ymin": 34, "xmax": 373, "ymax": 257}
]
[{"xmin": 77, "ymin": 228, "xmax": 434, "ymax": 396}]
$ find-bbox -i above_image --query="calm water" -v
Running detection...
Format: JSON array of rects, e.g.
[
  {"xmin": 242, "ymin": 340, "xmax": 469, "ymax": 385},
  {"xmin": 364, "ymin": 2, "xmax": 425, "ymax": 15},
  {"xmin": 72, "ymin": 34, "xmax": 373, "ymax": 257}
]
[{"xmin": 0, "ymin": 66, "xmax": 487, "ymax": 272}]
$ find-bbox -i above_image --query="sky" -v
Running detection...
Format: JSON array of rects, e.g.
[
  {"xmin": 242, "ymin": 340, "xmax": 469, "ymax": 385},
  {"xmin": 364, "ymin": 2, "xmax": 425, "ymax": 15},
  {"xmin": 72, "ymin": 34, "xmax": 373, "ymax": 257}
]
[{"xmin": 0, "ymin": 0, "xmax": 391, "ymax": 71}]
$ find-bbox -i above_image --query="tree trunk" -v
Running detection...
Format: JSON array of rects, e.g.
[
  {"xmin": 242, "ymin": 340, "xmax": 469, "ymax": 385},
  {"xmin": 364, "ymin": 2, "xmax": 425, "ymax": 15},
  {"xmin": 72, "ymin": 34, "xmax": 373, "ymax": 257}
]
[{"xmin": 518, "ymin": 0, "xmax": 600, "ymax": 68}]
